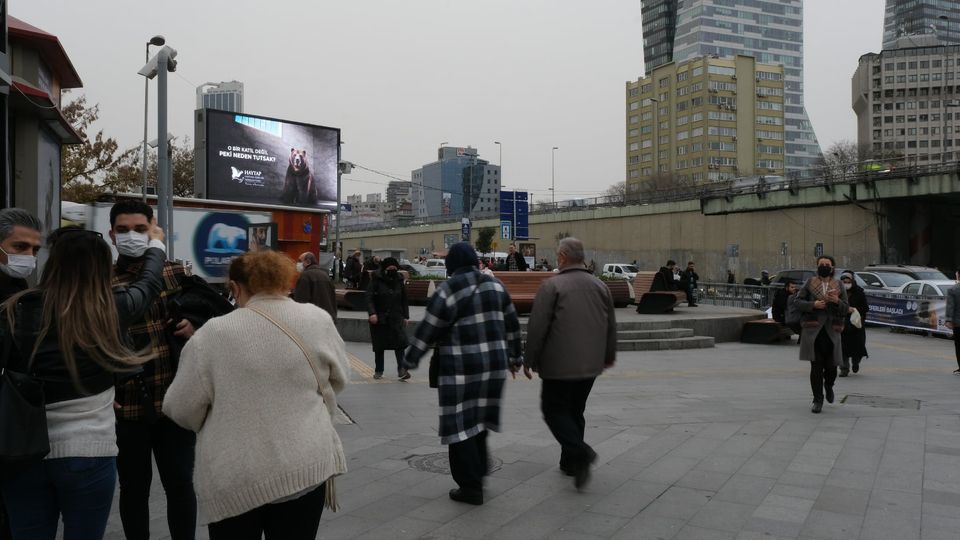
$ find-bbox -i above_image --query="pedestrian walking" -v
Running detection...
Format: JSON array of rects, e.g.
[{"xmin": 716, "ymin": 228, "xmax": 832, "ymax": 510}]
[
  {"xmin": 366, "ymin": 257, "xmax": 410, "ymax": 380},
  {"xmin": 523, "ymin": 238, "xmax": 617, "ymax": 490},
  {"xmin": 0, "ymin": 224, "xmax": 166, "ymax": 540},
  {"xmin": 403, "ymin": 242, "xmax": 523, "ymax": 505},
  {"xmin": 839, "ymin": 271, "xmax": 869, "ymax": 377},
  {"xmin": 163, "ymin": 251, "xmax": 349, "ymax": 539},
  {"xmin": 293, "ymin": 252, "xmax": 337, "ymax": 320},
  {"xmin": 680, "ymin": 261, "xmax": 700, "ymax": 307},
  {"xmin": 946, "ymin": 268, "xmax": 960, "ymax": 374},
  {"xmin": 795, "ymin": 255, "xmax": 848, "ymax": 413}
]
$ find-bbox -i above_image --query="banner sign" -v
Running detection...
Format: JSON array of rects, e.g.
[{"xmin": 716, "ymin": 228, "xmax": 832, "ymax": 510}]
[{"xmin": 865, "ymin": 291, "xmax": 953, "ymax": 336}]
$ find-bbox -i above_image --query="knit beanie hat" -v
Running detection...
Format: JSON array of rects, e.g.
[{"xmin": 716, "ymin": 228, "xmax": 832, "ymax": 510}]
[
  {"xmin": 381, "ymin": 257, "xmax": 400, "ymax": 270},
  {"xmin": 445, "ymin": 242, "xmax": 479, "ymax": 274}
]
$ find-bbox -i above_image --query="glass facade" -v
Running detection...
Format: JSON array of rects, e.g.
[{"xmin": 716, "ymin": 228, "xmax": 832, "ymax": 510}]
[
  {"xmin": 641, "ymin": 0, "xmax": 679, "ymax": 74},
  {"xmin": 884, "ymin": 0, "xmax": 960, "ymax": 49},
  {"xmin": 656, "ymin": 0, "xmax": 821, "ymax": 173}
]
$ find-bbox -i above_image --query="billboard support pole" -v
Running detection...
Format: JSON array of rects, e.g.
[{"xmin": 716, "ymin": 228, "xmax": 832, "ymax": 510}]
[
  {"xmin": 157, "ymin": 51, "xmax": 172, "ymax": 258},
  {"xmin": 335, "ymin": 151, "xmax": 341, "ymax": 281}
]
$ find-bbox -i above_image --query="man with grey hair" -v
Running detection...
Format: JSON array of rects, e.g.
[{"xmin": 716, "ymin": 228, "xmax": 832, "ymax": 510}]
[
  {"xmin": 293, "ymin": 251, "xmax": 337, "ymax": 319},
  {"xmin": 523, "ymin": 237, "xmax": 617, "ymax": 490},
  {"xmin": 0, "ymin": 208, "xmax": 43, "ymax": 302}
]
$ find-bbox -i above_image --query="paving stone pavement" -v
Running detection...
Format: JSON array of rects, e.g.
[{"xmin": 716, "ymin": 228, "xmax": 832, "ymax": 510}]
[{"xmin": 99, "ymin": 326, "xmax": 960, "ymax": 540}]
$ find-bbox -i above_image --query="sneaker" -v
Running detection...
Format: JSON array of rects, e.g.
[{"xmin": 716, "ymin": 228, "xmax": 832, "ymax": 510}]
[
  {"xmin": 373, "ymin": 372, "xmax": 383, "ymax": 380},
  {"xmin": 399, "ymin": 370, "xmax": 411, "ymax": 381},
  {"xmin": 954, "ymin": 369, "xmax": 960, "ymax": 376},
  {"xmin": 811, "ymin": 400, "xmax": 823, "ymax": 414}
]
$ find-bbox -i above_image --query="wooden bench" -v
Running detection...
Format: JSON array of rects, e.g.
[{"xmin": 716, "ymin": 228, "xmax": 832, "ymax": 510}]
[
  {"xmin": 633, "ymin": 271, "xmax": 686, "ymax": 314},
  {"xmin": 494, "ymin": 271, "xmax": 556, "ymax": 314},
  {"xmin": 741, "ymin": 319, "xmax": 794, "ymax": 344}
]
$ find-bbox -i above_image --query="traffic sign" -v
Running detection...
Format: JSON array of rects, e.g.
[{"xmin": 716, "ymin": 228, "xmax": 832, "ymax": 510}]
[{"xmin": 501, "ymin": 220, "xmax": 511, "ymax": 239}]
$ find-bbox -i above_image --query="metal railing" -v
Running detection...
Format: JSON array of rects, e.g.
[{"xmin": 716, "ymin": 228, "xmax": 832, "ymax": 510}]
[{"xmin": 694, "ymin": 282, "xmax": 784, "ymax": 311}]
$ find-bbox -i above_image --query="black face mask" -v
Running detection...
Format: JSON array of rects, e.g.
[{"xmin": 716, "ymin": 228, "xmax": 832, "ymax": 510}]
[
  {"xmin": 817, "ymin": 265, "xmax": 833, "ymax": 278},
  {"xmin": 386, "ymin": 269, "xmax": 398, "ymax": 278}
]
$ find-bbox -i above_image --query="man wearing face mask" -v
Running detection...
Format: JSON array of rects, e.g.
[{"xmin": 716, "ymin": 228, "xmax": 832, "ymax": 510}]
[
  {"xmin": 794, "ymin": 255, "xmax": 849, "ymax": 414},
  {"xmin": 0, "ymin": 208, "xmax": 42, "ymax": 302},
  {"xmin": 108, "ymin": 201, "xmax": 198, "ymax": 540},
  {"xmin": 293, "ymin": 251, "xmax": 337, "ymax": 319},
  {"xmin": 366, "ymin": 257, "xmax": 410, "ymax": 380}
]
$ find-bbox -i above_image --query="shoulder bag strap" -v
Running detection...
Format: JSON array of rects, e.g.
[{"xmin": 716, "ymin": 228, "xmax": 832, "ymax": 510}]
[{"xmin": 246, "ymin": 306, "xmax": 324, "ymax": 394}]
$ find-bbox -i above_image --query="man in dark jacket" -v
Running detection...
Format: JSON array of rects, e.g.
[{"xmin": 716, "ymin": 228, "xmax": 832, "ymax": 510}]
[
  {"xmin": 506, "ymin": 243, "xmax": 528, "ymax": 272},
  {"xmin": 0, "ymin": 208, "xmax": 42, "ymax": 302},
  {"xmin": 651, "ymin": 260, "xmax": 678, "ymax": 292},
  {"xmin": 524, "ymin": 237, "xmax": 617, "ymax": 491},
  {"xmin": 945, "ymin": 268, "xmax": 960, "ymax": 374},
  {"xmin": 345, "ymin": 250, "xmax": 363, "ymax": 289},
  {"xmin": 680, "ymin": 261, "xmax": 700, "ymax": 307},
  {"xmin": 772, "ymin": 280, "xmax": 798, "ymax": 324},
  {"xmin": 294, "ymin": 251, "xmax": 337, "ymax": 319}
]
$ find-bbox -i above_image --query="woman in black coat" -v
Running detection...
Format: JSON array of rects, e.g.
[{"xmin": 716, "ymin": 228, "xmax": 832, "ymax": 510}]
[
  {"xmin": 366, "ymin": 257, "xmax": 410, "ymax": 380},
  {"xmin": 839, "ymin": 271, "xmax": 869, "ymax": 376}
]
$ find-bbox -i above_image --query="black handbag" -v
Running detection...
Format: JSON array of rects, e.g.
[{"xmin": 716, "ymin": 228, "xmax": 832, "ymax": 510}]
[{"xmin": 0, "ymin": 306, "xmax": 50, "ymax": 465}]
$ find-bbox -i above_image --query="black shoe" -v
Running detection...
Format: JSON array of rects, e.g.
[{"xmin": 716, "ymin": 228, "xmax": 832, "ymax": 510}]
[
  {"xmin": 839, "ymin": 369, "xmax": 848, "ymax": 377},
  {"xmin": 373, "ymin": 372, "xmax": 383, "ymax": 380},
  {"xmin": 573, "ymin": 449, "xmax": 598, "ymax": 491},
  {"xmin": 825, "ymin": 387, "xmax": 834, "ymax": 404},
  {"xmin": 399, "ymin": 370, "xmax": 411, "ymax": 381},
  {"xmin": 449, "ymin": 488, "xmax": 483, "ymax": 505},
  {"xmin": 559, "ymin": 465, "xmax": 575, "ymax": 477},
  {"xmin": 689, "ymin": 304, "xmax": 698, "ymax": 307},
  {"xmin": 852, "ymin": 361, "xmax": 860, "ymax": 374},
  {"xmin": 812, "ymin": 401, "xmax": 823, "ymax": 413}
]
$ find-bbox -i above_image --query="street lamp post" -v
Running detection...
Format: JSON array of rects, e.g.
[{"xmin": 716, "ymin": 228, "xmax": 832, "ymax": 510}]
[
  {"xmin": 551, "ymin": 146, "xmax": 559, "ymax": 204},
  {"xmin": 942, "ymin": 100, "xmax": 960, "ymax": 164},
  {"xmin": 141, "ymin": 35, "xmax": 165, "ymax": 202}
]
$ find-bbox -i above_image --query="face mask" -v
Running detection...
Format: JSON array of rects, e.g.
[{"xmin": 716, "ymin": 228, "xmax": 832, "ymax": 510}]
[
  {"xmin": 843, "ymin": 283, "xmax": 852, "ymax": 290},
  {"xmin": 115, "ymin": 232, "xmax": 150, "ymax": 258},
  {"xmin": 296, "ymin": 262, "xmax": 305, "ymax": 273},
  {"xmin": 817, "ymin": 265, "xmax": 833, "ymax": 278},
  {"xmin": 386, "ymin": 268, "xmax": 398, "ymax": 278},
  {"xmin": 0, "ymin": 246, "xmax": 36, "ymax": 279}
]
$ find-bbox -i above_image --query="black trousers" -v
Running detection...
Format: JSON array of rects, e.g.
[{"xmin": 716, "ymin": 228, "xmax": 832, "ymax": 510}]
[
  {"xmin": 810, "ymin": 328, "xmax": 837, "ymax": 402},
  {"xmin": 541, "ymin": 378, "xmax": 597, "ymax": 472},
  {"xmin": 208, "ymin": 484, "xmax": 325, "ymax": 540},
  {"xmin": 117, "ymin": 417, "xmax": 198, "ymax": 540},
  {"xmin": 448, "ymin": 431, "xmax": 488, "ymax": 494},
  {"xmin": 685, "ymin": 286, "xmax": 697, "ymax": 306},
  {"xmin": 374, "ymin": 349, "xmax": 404, "ymax": 375},
  {"xmin": 954, "ymin": 331, "xmax": 960, "ymax": 369}
]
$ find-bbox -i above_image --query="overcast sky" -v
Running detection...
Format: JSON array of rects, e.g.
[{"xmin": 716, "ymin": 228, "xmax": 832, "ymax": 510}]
[{"xmin": 15, "ymin": 0, "xmax": 883, "ymax": 203}]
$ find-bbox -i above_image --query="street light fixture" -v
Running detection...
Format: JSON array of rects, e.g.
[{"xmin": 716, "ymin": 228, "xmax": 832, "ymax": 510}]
[
  {"xmin": 551, "ymin": 146, "xmax": 559, "ymax": 204},
  {"xmin": 141, "ymin": 35, "xmax": 165, "ymax": 201}
]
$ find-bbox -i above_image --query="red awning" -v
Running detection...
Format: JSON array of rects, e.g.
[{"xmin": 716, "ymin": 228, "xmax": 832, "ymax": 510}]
[
  {"xmin": 11, "ymin": 81, "xmax": 83, "ymax": 144},
  {"xmin": 9, "ymin": 16, "xmax": 82, "ymax": 89}
]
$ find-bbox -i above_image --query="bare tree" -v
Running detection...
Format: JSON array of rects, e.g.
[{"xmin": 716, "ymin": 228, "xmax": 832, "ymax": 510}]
[{"xmin": 603, "ymin": 181, "xmax": 626, "ymax": 203}]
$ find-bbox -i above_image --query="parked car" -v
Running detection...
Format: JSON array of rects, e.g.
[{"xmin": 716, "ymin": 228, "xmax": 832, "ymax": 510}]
[
  {"xmin": 399, "ymin": 263, "xmax": 429, "ymax": 277},
  {"xmin": 856, "ymin": 270, "xmax": 912, "ymax": 291},
  {"xmin": 770, "ymin": 268, "xmax": 869, "ymax": 288},
  {"xmin": 422, "ymin": 258, "xmax": 448, "ymax": 278},
  {"xmin": 602, "ymin": 263, "xmax": 639, "ymax": 281},
  {"xmin": 890, "ymin": 280, "xmax": 956, "ymax": 297},
  {"xmin": 862, "ymin": 264, "xmax": 950, "ymax": 281}
]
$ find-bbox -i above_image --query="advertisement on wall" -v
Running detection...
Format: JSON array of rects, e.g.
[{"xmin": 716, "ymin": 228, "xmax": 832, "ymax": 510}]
[
  {"xmin": 865, "ymin": 292, "xmax": 953, "ymax": 336},
  {"xmin": 205, "ymin": 110, "xmax": 339, "ymax": 209}
]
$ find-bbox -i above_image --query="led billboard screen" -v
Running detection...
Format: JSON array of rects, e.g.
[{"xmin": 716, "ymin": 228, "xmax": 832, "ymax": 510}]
[{"xmin": 205, "ymin": 109, "xmax": 339, "ymax": 209}]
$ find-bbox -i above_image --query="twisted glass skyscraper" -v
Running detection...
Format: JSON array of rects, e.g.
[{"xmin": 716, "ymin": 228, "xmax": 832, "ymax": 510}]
[
  {"xmin": 883, "ymin": 0, "xmax": 960, "ymax": 49},
  {"xmin": 640, "ymin": 0, "xmax": 822, "ymax": 173}
]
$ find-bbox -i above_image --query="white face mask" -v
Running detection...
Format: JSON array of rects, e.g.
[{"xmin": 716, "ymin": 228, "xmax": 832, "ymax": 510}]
[
  {"xmin": 0, "ymin": 246, "xmax": 36, "ymax": 279},
  {"xmin": 115, "ymin": 231, "xmax": 150, "ymax": 258},
  {"xmin": 843, "ymin": 283, "xmax": 852, "ymax": 290},
  {"xmin": 296, "ymin": 262, "xmax": 305, "ymax": 273}
]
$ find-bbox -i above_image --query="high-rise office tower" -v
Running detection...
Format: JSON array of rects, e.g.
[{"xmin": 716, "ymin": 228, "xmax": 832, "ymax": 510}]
[
  {"xmin": 883, "ymin": 0, "xmax": 960, "ymax": 49},
  {"xmin": 640, "ymin": 0, "xmax": 821, "ymax": 173},
  {"xmin": 642, "ymin": 0, "xmax": 679, "ymax": 75},
  {"xmin": 196, "ymin": 81, "xmax": 244, "ymax": 113}
]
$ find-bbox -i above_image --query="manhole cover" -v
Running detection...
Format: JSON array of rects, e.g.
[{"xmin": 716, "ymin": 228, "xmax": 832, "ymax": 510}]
[
  {"xmin": 841, "ymin": 394, "xmax": 921, "ymax": 410},
  {"xmin": 407, "ymin": 452, "xmax": 502, "ymax": 474}
]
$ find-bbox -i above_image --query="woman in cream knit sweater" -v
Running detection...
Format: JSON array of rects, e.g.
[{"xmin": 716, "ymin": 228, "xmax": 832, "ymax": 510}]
[{"xmin": 163, "ymin": 251, "xmax": 349, "ymax": 539}]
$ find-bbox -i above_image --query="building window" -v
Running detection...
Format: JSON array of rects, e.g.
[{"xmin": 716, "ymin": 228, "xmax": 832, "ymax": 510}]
[{"xmin": 708, "ymin": 65, "xmax": 736, "ymax": 76}]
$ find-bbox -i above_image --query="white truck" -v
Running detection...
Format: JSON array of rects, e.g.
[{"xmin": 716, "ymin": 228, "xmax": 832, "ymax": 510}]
[{"xmin": 602, "ymin": 263, "xmax": 638, "ymax": 280}]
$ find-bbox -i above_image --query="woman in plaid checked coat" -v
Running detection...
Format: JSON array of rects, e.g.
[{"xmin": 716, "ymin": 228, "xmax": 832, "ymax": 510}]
[{"xmin": 403, "ymin": 242, "xmax": 523, "ymax": 506}]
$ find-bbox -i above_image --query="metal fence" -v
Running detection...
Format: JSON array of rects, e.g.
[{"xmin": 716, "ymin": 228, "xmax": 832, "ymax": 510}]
[{"xmin": 694, "ymin": 282, "xmax": 784, "ymax": 311}]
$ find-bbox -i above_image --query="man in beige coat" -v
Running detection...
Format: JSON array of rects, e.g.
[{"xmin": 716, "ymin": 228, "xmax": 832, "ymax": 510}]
[{"xmin": 523, "ymin": 237, "xmax": 617, "ymax": 490}]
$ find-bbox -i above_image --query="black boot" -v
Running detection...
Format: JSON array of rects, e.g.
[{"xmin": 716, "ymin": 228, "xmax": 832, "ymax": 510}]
[
  {"xmin": 852, "ymin": 358, "xmax": 860, "ymax": 373},
  {"xmin": 811, "ymin": 400, "xmax": 823, "ymax": 413}
]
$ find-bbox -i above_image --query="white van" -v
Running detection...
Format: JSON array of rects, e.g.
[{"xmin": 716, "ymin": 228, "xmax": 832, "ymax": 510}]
[
  {"xmin": 423, "ymin": 259, "xmax": 448, "ymax": 278},
  {"xmin": 602, "ymin": 263, "xmax": 638, "ymax": 280}
]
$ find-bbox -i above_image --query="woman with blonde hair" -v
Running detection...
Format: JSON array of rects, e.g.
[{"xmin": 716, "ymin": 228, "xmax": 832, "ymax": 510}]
[
  {"xmin": 0, "ymin": 224, "xmax": 167, "ymax": 540},
  {"xmin": 163, "ymin": 250, "xmax": 349, "ymax": 539}
]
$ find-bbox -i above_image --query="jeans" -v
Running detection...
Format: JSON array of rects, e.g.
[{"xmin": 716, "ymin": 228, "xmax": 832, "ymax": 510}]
[
  {"xmin": 541, "ymin": 378, "xmax": 598, "ymax": 473},
  {"xmin": 116, "ymin": 417, "xmax": 197, "ymax": 540},
  {"xmin": 0, "ymin": 457, "xmax": 116, "ymax": 540},
  {"xmin": 448, "ymin": 431, "xmax": 488, "ymax": 494},
  {"xmin": 374, "ymin": 349, "xmax": 404, "ymax": 375},
  {"xmin": 810, "ymin": 328, "xmax": 837, "ymax": 402},
  {"xmin": 207, "ymin": 484, "xmax": 325, "ymax": 540}
]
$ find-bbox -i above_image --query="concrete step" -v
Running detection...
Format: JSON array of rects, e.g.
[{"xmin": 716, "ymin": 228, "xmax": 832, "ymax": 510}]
[
  {"xmin": 519, "ymin": 320, "xmax": 675, "ymax": 332},
  {"xmin": 617, "ymin": 336, "xmax": 715, "ymax": 351},
  {"xmin": 617, "ymin": 328, "xmax": 695, "ymax": 340}
]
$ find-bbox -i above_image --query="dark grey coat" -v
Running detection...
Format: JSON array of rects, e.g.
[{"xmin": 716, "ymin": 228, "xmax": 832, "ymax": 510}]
[{"xmin": 796, "ymin": 276, "xmax": 849, "ymax": 366}]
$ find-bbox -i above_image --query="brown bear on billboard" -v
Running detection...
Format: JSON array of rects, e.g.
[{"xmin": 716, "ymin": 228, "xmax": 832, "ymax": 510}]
[{"xmin": 281, "ymin": 148, "xmax": 317, "ymax": 205}]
